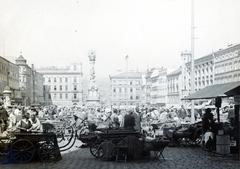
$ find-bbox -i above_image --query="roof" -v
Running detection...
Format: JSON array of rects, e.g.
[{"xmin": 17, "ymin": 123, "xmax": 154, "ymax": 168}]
[
  {"xmin": 0, "ymin": 56, "xmax": 18, "ymax": 67},
  {"xmin": 183, "ymin": 81, "xmax": 240, "ymax": 100},
  {"xmin": 110, "ymin": 72, "xmax": 142, "ymax": 79},
  {"xmin": 214, "ymin": 43, "xmax": 240, "ymax": 57},
  {"xmin": 167, "ymin": 67, "xmax": 181, "ymax": 77},
  {"xmin": 16, "ymin": 55, "xmax": 26, "ymax": 61},
  {"xmin": 186, "ymin": 54, "xmax": 213, "ymax": 66}
]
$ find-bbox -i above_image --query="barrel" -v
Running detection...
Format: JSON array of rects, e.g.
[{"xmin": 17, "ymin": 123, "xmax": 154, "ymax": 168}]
[{"xmin": 216, "ymin": 135, "xmax": 230, "ymax": 155}]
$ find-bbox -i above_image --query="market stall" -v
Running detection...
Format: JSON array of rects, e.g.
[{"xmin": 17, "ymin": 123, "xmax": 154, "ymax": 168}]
[{"xmin": 183, "ymin": 81, "xmax": 240, "ymax": 160}]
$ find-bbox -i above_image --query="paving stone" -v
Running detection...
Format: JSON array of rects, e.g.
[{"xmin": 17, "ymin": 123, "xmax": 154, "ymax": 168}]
[{"xmin": 0, "ymin": 147, "xmax": 239, "ymax": 169}]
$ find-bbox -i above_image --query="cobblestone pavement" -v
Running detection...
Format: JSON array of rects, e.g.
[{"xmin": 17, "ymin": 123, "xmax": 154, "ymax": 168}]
[{"xmin": 1, "ymin": 143, "xmax": 239, "ymax": 169}]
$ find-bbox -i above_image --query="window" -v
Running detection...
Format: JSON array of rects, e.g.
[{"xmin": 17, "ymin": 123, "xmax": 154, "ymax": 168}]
[
  {"xmin": 119, "ymin": 88, "xmax": 122, "ymax": 93},
  {"xmin": 54, "ymin": 85, "xmax": 57, "ymax": 91},
  {"xmin": 54, "ymin": 77, "xmax": 57, "ymax": 82},
  {"xmin": 60, "ymin": 77, "xmax": 62, "ymax": 83},
  {"xmin": 74, "ymin": 77, "xmax": 77, "ymax": 83},
  {"xmin": 48, "ymin": 78, "xmax": 51, "ymax": 82},
  {"xmin": 54, "ymin": 94, "xmax": 56, "ymax": 99},
  {"xmin": 48, "ymin": 94, "xmax": 51, "ymax": 99},
  {"xmin": 130, "ymin": 88, "xmax": 133, "ymax": 92},
  {"xmin": 74, "ymin": 85, "xmax": 77, "ymax": 90},
  {"xmin": 113, "ymin": 88, "xmax": 116, "ymax": 93},
  {"xmin": 65, "ymin": 93, "xmax": 68, "ymax": 99},
  {"xmin": 130, "ymin": 96, "xmax": 133, "ymax": 100},
  {"xmin": 60, "ymin": 93, "xmax": 62, "ymax": 99},
  {"xmin": 60, "ymin": 85, "xmax": 62, "ymax": 91},
  {"xmin": 65, "ymin": 77, "xmax": 68, "ymax": 82},
  {"xmin": 130, "ymin": 81, "xmax": 132, "ymax": 85},
  {"xmin": 74, "ymin": 93, "xmax": 77, "ymax": 99},
  {"xmin": 136, "ymin": 96, "xmax": 139, "ymax": 100}
]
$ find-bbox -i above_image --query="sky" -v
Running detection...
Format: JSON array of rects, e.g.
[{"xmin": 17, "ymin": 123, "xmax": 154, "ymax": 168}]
[{"xmin": 0, "ymin": 0, "xmax": 240, "ymax": 78}]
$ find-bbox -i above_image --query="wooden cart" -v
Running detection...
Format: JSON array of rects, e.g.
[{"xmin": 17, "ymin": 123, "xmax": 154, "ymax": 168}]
[{"xmin": 0, "ymin": 132, "xmax": 62, "ymax": 163}]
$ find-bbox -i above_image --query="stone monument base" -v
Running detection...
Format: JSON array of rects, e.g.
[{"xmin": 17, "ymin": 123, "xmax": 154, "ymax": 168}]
[{"xmin": 86, "ymin": 99, "xmax": 100, "ymax": 107}]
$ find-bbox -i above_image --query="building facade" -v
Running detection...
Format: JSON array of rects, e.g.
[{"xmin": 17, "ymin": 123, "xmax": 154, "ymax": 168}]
[
  {"xmin": 0, "ymin": 56, "xmax": 20, "ymax": 101},
  {"xmin": 214, "ymin": 44, "xmax": 240, "ymax": 84},
  {"xmin": 167, "ymin": 68, "xmax": 182, "ymax": 106},
  {"xmin": 37, "ymin": 63, "xmax": 83, "ymax": 106},
  {"xmin": 141, "ymin": 69, "xmax": 152, "ymax": 105},
  {"xmin": 182, "ymin": 52, "xmax": 214, "ymax": 97},
  {"xmin": 149, "ymin": 67, "xmax": 167, "ymax": 106},
  {"xmin": 110, "ymin": 71, "xmax": 143, "ymax": 107},
  {"xmin": 33, "ymin": 71, "xmax": 44, "ymax": 104},
  {"xmin": 15, "ymin": 55, "xmax": 44, "ymax": 105}
]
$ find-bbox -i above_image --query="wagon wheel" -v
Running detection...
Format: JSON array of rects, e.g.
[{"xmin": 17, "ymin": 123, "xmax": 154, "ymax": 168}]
[
  {"xmin": 77, "ymin": 126, "xmax": 90, "ymax": 140},
  {"xmin": 57, "ymin": 125, "xmax": 74, "ymax": 144},
  {"xmin": 56, "ymin": 126, "xmax": 67, "ymax": 143},
  {"xmin": 56, "ymin": 131, "xmax": 65, "ymax": 143},
  {"xmin": 38, "ymin": 140, "xmax": 59, "ymax": 162},
  {"xmin": 90, "ymin": 142, "xmax": 103, "ymax": 159},
  {"xmin": 195, "ymin": 135, "xmax": 202, "ymax": 146},
  {"xmin": 10, "ymin": 139, "xmax": 35, "ymax": 163},
  {"xmin": 0, "ymin": 139, "xmax": 10, "ymax": 159},
  {"xmin": 180, "ymin": 138, "xmax": 191, "ymax": 146}
]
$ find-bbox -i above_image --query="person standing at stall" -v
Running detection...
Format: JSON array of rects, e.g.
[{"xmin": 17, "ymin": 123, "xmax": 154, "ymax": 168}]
[
  {"xmin": 16, "ymin": 111, "xmax": 32, "ymax": 132},
  {"xmin": 202, "ymin": 108, "xmax": 215, "ymax": 151},
  {"xmin": 28, "ymin": 109, "xmax": 42, "ymax": 132},
  {"xmin": 124, "ymin": 110, "xmax": 135, "ymax": 130},
  {"xmin": 0, "ymin": 102, "xmax": 9, "ymax": 132},
  {"xmin": 133, "ymin": 107, "xmax": 141, "ymax": 132}
]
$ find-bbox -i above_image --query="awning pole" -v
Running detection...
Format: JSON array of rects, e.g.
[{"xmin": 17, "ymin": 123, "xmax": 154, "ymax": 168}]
[
  {"xmin": 191, "ymin": 100, "xmax": 195, "ymax": 123},
  {"xmin": 216, "ymin": 107, "xmax": 220, "ymax": 123},
  {"xmin": 234, "ymin": 96, "xmax": 240, "ymax": 160}
]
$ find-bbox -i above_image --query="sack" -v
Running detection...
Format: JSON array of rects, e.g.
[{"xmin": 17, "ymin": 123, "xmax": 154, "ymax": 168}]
[{"xmin": 204, "ymin": 132, "xmax": 214, "ymax": 143}]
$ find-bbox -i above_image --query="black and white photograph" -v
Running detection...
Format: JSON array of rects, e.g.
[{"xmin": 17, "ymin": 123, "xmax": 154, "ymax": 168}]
[{"xmin": 0, "ymin": 0, "xmax": 240, "ymax": 168}]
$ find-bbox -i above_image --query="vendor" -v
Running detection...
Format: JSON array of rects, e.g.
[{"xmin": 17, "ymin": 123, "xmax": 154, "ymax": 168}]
[
  {"xmin": 0, "ymin": 102, "xmax": 9, "ymax": 133},
  {"xmin": 202, "ymin": 108, "xmax": 215, "ymax": 133},
  {"xmin": 111, "ymin": 109, "xmax": 120, "ymax": 129},
  {"xmin": 202, "ymin": 108, "xmax": 215, "ymax": 150},
  {"xmin": 28, "ymin": 110, "xmax": 42, "ymax": 132},
  {"xmin": 123, "ymin": 110, "xmax": 135, "ymax": 130},
  {"xmin": 16, "ymin": 111, "xmax": 32, "ymax": 132},
  {"xmin": 227, "ymin": 105, "xmax": 235, "ymax": 127},
  {"xmin": 7, "ymin": 106, "xmax": 17, "ymax": 129},
  {"xmin": 133, "ymin": 107, "xmax": 141, "ymax": 132}
]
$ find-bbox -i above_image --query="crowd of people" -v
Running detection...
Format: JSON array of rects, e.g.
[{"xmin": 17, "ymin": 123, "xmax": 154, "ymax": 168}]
[
  {"xmin": 0, "ymin": 102, "xmax": 42, "ymax": 136},
  {"xmin": 0, "ymin": 101, "xmax": 235, "ymax": 140}
]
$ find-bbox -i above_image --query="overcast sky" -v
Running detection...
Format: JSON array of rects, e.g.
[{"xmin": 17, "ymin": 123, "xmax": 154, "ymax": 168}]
[{"xmin": 0, "ymin": 0, "xmax": 240, "ymax": 78}]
